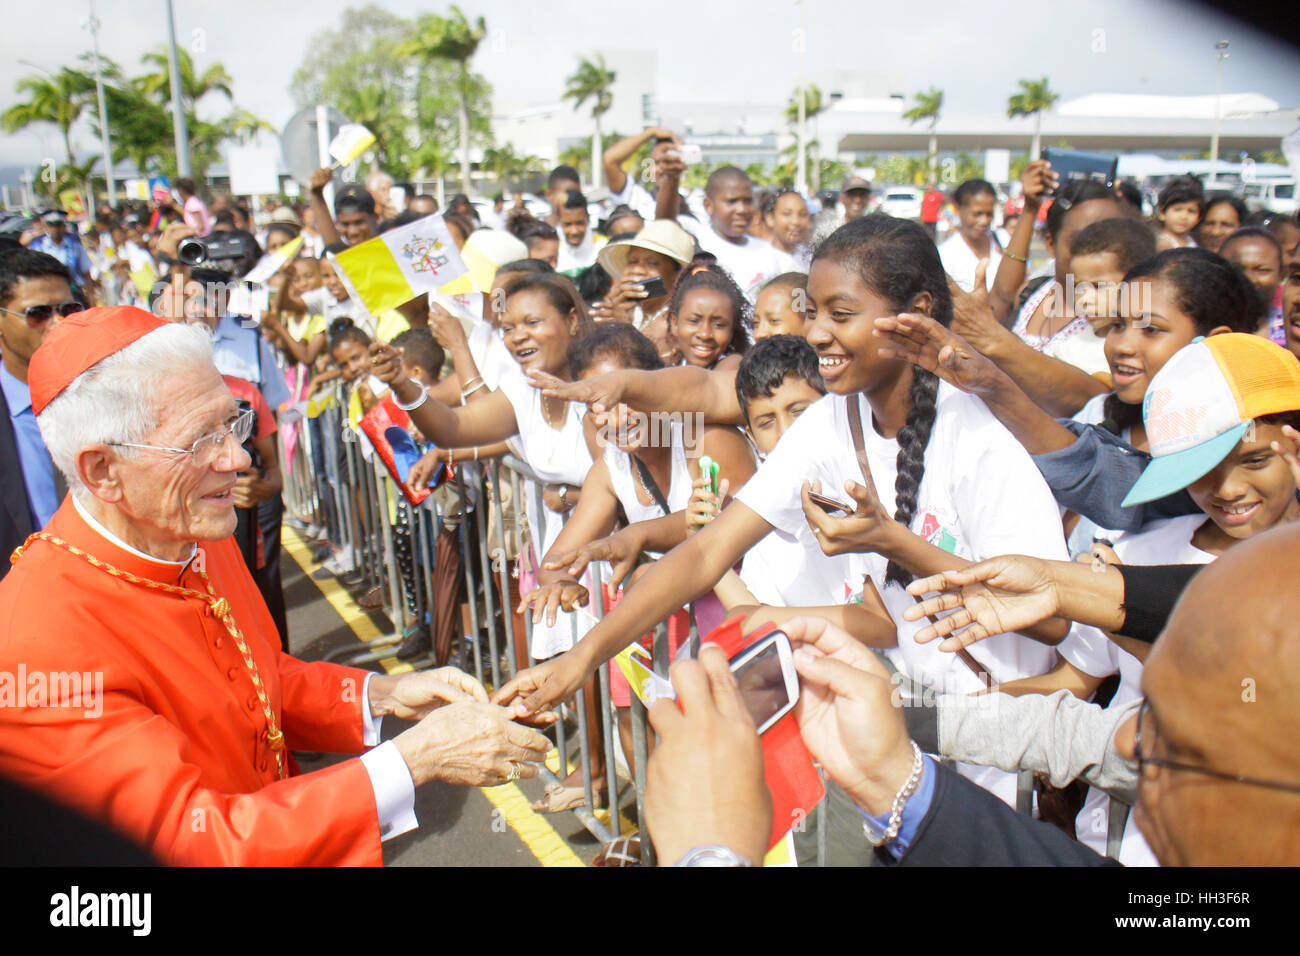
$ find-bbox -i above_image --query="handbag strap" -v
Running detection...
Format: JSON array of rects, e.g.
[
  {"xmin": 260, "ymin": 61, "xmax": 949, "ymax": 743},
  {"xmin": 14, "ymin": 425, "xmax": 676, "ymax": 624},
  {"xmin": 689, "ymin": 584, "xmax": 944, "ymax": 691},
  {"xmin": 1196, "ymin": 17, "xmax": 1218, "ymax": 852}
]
[
  {"xmin": 632, "ymin": 454, "xmax": 672, "ymax": 517},
  {"xmin": 846, "ymin": 397, "xmax": 994, "ymax": 687}
]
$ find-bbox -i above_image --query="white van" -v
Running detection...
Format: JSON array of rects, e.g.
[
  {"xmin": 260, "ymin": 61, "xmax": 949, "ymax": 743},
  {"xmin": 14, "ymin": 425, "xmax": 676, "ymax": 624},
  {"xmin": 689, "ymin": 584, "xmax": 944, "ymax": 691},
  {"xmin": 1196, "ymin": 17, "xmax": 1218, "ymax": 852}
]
[{"xmin": 1241, "ymin": 179, "xmax": 1297, "ymax": 217}]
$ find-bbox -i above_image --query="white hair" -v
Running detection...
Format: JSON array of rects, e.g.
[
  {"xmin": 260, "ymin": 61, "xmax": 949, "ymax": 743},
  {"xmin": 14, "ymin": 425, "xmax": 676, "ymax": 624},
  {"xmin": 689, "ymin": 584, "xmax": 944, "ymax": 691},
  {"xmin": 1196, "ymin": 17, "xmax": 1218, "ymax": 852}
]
[
  {"xmin": 366, "ymin": 170, "xmax": 394, "ymax": 191},
  {"xmin": 38, "ymin": 322, "xmax": 217, "ymax": 497}
]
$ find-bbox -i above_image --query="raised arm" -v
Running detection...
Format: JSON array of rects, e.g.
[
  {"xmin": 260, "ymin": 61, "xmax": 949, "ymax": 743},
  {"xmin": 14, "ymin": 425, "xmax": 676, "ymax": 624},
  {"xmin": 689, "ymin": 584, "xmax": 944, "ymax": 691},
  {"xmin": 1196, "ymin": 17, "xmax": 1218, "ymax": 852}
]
[
  {"xmin": 529, "ymin": 365, "xmax": 744, "ymax": 426},
  {"xmin": 987, "ymin": 159, "xmax": 1055, "ymax": 323},
  {"xmin": 369, "ymin": 341, "xmax": 519, "ymax": 448},
  {"xmin": 428, "ymin": 302, "xmax": 493, "ymax": 404},
  {"xmin": 948, "ymin": 265, "xmax": 1107, "ymax": 418},
  {"xmin": 604, "ymin": 128, "xmax": 678, "ymax": 195},
  {"xmin": 873, "ymin": 312, "xmax": 1079, "ymax": 454},
  {"xmin": 309, "ymin": 168, "xmax": 342, "ymax": 247}
]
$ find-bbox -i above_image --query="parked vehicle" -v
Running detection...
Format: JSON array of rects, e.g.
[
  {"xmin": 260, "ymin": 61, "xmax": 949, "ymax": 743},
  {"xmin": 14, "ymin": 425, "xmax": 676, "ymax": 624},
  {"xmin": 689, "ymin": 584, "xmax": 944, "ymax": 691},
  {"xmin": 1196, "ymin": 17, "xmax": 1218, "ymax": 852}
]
[
  {"xmin": 876, "ymin": 186, "xmax": 923, "ymax": 220},
  {"xmin": 1242, "ymin": 178, "xmax": 1297, "ymax": 217}
]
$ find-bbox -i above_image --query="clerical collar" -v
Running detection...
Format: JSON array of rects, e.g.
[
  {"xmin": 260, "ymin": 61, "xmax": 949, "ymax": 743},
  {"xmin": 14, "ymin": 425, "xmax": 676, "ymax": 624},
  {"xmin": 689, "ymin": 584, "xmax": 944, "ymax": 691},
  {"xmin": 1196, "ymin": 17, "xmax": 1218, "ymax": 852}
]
[{"xmin": 71, "ymin": 495, "xmax": 198, "ymax": 570}]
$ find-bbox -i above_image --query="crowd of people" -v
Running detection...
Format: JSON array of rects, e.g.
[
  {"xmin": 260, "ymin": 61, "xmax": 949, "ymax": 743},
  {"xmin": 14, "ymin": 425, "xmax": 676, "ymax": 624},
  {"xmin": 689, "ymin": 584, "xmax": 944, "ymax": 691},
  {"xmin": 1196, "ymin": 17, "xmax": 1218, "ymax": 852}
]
[{"xmin": 1, "ymin": 126, "xmax": 1298, "ymax": 868}]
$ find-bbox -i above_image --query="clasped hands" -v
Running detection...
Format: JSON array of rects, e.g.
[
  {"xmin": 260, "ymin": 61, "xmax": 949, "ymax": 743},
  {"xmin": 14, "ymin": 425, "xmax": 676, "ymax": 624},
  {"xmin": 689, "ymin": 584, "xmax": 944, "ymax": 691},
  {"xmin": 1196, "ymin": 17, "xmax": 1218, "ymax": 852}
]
[{"xmin": 370, "ymin": 668, "xmax": 557, "ymax": 789}]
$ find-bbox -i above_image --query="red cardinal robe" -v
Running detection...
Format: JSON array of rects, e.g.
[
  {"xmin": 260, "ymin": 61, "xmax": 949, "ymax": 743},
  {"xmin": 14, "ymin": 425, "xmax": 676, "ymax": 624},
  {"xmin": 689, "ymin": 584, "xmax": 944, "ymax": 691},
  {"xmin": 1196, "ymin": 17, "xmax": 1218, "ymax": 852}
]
[{"xmin": 0, "ymin": 499, "xmax": 385, "ymax": 865}]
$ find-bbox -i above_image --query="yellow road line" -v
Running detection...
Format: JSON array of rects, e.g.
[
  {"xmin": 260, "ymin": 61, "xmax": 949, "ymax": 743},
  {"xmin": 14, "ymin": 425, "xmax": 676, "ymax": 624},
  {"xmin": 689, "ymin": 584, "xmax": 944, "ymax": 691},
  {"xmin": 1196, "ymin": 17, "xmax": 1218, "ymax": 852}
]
[
  {"xmin": 283, "ymin": 525, "xmax": 582, "ymax": 865},
  {"xmin": 281, "ymin": 527, "xmax": 411, "ymax": 673},
  {"xmin": 480, "ymin": 783, "xmax": 585, "ymax": 867}
]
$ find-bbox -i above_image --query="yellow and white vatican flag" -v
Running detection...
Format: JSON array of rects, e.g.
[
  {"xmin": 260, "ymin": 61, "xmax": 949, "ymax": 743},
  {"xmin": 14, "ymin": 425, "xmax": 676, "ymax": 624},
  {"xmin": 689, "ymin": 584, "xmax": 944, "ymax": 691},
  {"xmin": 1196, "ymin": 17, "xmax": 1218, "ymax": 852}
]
[
  {"xmin": 332, "ymin": 214, "xmax": 468, "ymax": 316},
  {"xmin": 328, "ymin": 124, "xmax": 377, "ymax": 168}
]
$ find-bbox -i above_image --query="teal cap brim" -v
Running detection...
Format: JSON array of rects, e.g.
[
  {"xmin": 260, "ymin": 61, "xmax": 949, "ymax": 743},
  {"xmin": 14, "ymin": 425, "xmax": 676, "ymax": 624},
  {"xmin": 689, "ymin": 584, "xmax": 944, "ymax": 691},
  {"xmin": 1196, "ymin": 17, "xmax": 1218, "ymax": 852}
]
[{"xmin": 1121, "ymin": 422, "xmax": 1248, "ymax": 507}]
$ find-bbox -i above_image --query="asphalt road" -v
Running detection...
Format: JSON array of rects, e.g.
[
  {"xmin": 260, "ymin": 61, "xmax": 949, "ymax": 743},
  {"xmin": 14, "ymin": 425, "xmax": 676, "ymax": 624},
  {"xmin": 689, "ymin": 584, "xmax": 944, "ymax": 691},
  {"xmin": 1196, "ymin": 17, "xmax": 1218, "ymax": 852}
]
[{"xmin": 281, "ymin": 534, "xmax": 606, "ymax": 867}]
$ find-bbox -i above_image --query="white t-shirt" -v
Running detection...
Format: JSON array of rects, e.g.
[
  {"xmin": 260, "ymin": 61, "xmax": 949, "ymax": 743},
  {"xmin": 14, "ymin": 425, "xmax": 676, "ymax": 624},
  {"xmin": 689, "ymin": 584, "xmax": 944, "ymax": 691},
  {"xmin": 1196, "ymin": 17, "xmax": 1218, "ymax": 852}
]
[
  {"xmin": 736, "ymin": 385, "xmax": 1066, "ymax": 805},
  {"xmin": 608, "ymin": 177, "xmax": 658, "ymax": 224},
  {"xmin": 1058, "ymin": 513, "xmax": 1213, "ymax": 866},
  {"xmin": 556, "ymin": 229, "xmax": 605, "ymax": 274},
  {"xmin": 769, "ymin": 242, "xmax": 811, "ymax": 275},
  {"xmin": 498, "ymin": 372, "xmax": 595, "ymax": 660},
  {"xmin": 938, "ymin": 232, "xmax": 1001, "ymax": 294},
  {"xmin": 692, "ymin": 219, "xmax": 785, "ymax": 303},
  {"xmin": 739, "ymin": 524, "xmax": 855, "ymax": 608}
]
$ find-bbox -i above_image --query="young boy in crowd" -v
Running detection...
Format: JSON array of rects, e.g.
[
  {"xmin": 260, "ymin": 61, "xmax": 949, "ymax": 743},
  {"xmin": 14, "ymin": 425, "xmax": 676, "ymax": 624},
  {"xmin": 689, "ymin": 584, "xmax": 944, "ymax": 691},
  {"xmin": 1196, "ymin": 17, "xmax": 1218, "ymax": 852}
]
[
  {"xmin": 1055, "ymin": 217, "xmax": 1157, "ymax": 383},
  {"xmin": 1154, "ymin": 175, "xmax": 1203, "ymax": 252},
  {"xmin": 305, "ymin": 243, "xmax": 409, "ymax": 343},
  {"xmin": 517, "ymin": 220, "xmax": 560, "ymax": 270},
  {"xmin": 556, "ymin": 190, "xmax": 605, "ymax": 274},
  {"xmin": 750, "ymin": 272, "xmax": 809, "ymax": 340}
]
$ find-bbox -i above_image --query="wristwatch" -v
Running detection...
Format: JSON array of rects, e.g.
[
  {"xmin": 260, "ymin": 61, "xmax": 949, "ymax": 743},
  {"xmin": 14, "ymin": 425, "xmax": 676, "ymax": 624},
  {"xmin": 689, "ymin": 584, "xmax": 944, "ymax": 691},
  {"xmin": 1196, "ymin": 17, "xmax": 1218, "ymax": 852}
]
[
  {"xmin": 557, "ymin": 485, "xmax": 569, "ymax": 509},
  {"xmin": 673, "ymin": 846, "xmax": 753, "ymax": 867}
]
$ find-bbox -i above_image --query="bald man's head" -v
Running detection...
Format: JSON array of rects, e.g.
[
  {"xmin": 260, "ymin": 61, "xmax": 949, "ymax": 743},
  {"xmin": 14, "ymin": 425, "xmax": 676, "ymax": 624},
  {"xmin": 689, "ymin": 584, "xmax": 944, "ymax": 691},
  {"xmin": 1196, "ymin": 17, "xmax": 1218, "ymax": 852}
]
[
  {"xmin": 704, "ymin": 167, "xmax": 755, "ymax": 242},
  {"xmin": 1137, "ymin": 521, "xmax": 1300, "ymax": 865}
]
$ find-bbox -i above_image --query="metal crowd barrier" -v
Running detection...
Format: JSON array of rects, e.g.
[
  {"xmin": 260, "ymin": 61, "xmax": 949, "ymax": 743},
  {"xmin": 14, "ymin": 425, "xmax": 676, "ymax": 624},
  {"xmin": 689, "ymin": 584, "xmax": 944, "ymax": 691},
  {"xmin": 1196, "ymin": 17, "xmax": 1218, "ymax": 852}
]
[
  {"xmin": 274, "ymin": 386, "xmax": 754, "ymax": 863},
  {"xmin": 276, "ymin": 382, "xmax": 1115, "ymax": 866}
]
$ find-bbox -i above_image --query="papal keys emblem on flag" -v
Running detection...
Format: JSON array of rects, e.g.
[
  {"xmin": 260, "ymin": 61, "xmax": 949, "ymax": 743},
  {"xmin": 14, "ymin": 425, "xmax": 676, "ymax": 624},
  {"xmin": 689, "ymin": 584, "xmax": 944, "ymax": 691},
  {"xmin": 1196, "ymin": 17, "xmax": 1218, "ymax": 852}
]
[{"xmin": 401, "ymin": 235, "xmax": 451, "ymax": 275}]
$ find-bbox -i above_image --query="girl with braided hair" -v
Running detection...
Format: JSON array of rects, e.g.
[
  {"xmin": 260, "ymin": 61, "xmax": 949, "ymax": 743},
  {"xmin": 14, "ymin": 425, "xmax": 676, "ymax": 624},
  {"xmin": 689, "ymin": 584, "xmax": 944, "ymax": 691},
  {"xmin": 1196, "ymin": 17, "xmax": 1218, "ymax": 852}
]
[{"xmin": 495, "ymin": 216, "xmax": 1076, "ymax": 809}]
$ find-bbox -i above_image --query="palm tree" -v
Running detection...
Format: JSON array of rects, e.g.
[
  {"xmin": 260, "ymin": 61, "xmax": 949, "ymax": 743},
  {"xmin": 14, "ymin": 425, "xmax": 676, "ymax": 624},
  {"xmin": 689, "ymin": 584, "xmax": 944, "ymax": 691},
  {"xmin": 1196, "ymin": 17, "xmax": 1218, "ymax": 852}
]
[
  {"xmin": 563, "ymin": 54, "xmax": 616, "ymax": 190},
  {"xmin": 902, "ymin": 87, "xmax": 943, "ymax": 182},
  {"xmin": 2, "ymin": 68, "xmax": 96, "ymax": 166},
  {"xmin": 397, "ymin": 7, "xmax": 487, "ymax": 194},
  {"xmin": 785, "ymin": 84, "xmax": 828, "ymax": 192},
  {"xmin": 1007, "ymin": 77, "xmax": 1060, "ymax": 159},
  {"xmin": 138, "ymin": 48, "xmax": 234, "ymax": 114}
]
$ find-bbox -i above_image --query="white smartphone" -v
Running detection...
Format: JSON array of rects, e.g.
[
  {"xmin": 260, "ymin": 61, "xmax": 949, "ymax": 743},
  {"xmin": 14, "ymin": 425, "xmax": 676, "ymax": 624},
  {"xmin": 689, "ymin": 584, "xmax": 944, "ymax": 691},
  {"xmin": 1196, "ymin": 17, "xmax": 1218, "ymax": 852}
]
[
  {"xmin": 679, "ymin": 143, "xmax": 703, "ymax": 165},
  {"xmin": 729, "ymin": 631, "xmax": 799, "ymax": 734}
]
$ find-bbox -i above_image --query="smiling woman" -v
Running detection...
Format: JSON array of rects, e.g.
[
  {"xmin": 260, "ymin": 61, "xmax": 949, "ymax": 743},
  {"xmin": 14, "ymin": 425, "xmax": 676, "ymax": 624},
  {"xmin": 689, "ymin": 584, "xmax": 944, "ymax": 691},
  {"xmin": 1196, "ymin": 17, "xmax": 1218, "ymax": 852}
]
[
  {"xmin": 371, "ymin": 272, "xmax": 600, "ymax": 661},
  {"xmin": 666, "ymin": 264, "xmax": 750, "ymax": 370}
]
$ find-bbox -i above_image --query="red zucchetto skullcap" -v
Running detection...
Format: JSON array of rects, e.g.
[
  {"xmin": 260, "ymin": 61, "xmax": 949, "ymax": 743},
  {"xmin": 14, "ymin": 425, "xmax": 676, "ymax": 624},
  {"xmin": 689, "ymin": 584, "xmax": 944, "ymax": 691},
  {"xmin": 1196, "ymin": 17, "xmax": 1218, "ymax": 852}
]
[{"xmin": 28, "ymin": 306, "xmax": 169, "ymax": 415}]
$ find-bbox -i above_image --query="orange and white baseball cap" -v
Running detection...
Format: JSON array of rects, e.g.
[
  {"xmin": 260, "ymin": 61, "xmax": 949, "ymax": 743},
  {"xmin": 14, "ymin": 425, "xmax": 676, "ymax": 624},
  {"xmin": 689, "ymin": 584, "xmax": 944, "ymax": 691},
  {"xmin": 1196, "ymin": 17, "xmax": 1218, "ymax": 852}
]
[{"xmin": 1123, "ymin": 334, "xmax": 1300, "ymax": 506}]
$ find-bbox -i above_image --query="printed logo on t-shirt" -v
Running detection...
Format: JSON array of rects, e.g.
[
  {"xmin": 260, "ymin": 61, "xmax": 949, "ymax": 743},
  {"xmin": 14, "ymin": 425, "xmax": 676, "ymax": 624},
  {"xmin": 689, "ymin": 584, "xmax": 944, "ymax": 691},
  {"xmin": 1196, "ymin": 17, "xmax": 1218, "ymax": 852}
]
[{"xmin": 919, "ymin": 511, "xmax": 958, "ymax": 553}]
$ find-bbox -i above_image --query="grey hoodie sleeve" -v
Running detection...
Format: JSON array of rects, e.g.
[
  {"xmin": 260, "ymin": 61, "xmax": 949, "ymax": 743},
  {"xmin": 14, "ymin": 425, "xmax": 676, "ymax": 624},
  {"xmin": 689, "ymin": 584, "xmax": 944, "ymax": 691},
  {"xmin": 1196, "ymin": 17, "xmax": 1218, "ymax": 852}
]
[
  {"xmin": 1030, "ymin": 421, "xmax": 1198, "ymax": 531},
  {"xmin": 936, "ymin": 690, "xmax": 1139, "ymax": 801}
]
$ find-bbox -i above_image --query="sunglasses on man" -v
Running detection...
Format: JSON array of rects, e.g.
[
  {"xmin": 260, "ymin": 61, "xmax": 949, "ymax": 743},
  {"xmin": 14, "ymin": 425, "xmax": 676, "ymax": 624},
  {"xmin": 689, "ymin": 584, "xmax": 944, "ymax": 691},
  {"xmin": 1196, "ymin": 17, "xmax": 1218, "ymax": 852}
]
[{"xmin": 0, "ymin": 301, "xmax": 85, "ymax": 327}]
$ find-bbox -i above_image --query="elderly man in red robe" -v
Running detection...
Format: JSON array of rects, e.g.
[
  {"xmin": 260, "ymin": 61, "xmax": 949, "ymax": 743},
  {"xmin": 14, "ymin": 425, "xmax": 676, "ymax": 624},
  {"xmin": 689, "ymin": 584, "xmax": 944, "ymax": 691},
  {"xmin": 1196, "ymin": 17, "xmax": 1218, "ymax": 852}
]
[{"xmin": 0, "ymin": 306, "xmax": 550, "ymax": 865}]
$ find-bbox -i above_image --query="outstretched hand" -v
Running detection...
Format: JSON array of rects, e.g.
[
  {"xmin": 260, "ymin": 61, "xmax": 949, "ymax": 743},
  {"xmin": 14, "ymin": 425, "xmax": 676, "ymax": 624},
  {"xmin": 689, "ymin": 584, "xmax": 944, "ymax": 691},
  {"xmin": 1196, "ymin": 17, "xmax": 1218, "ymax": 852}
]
[
  {"xmin": 947, "ymin": 257, "xmax": 1011, "ymax": 354},
  {"xmin": 904, "ymin": 554, "xmax": 1063, "ymax": 650},
  {"xmin": 543, "ymin": 527, "xmax": 643, "ymax": 599},
  {"xmin": 526, "ymin": 369, "xmax": 625, "ymax": 413},
  {"xmin": 873, "ymin": 312, "xmax": 1005, "ymax": 398}
]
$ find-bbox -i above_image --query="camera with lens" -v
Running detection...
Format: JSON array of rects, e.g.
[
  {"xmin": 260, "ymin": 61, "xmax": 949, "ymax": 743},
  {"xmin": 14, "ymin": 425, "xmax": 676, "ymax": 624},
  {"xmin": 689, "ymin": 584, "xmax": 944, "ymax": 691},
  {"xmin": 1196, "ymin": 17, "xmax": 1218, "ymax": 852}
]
[{"xmin": 177, "ymin": 233, "xmax": 254, "ymax": 266}]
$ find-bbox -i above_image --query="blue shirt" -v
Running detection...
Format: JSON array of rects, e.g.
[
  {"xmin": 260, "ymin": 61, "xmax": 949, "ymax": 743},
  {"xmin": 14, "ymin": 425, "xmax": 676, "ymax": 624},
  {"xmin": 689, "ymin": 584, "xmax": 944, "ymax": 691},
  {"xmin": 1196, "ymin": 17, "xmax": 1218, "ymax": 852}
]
[
  {"xmin": 210, "ymin": 313, "xmax": 290, "ymax": 411},
  {"xmin": 857, "ymin": 755, "xmax": 938, "ymax": 860},
  {"xmin": 0, "ymin": 364, "xmax": 59, "ymax": 529},
  {"xmin": 30, "ymin": 234, "xmax": 92, "ymax": 280}
]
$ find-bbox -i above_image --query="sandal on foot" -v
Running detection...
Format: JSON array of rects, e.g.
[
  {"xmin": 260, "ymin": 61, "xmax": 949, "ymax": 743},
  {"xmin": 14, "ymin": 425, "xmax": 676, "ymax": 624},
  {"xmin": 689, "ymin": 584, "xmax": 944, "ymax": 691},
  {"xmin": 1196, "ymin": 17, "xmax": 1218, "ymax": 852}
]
[
  {"xmin": 530, "ymin": 783, "xmax": 608, "ymax": 813},
  {"xmin": 592, "ymin": 835, "xmax": 641, "ymax": 867}
]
